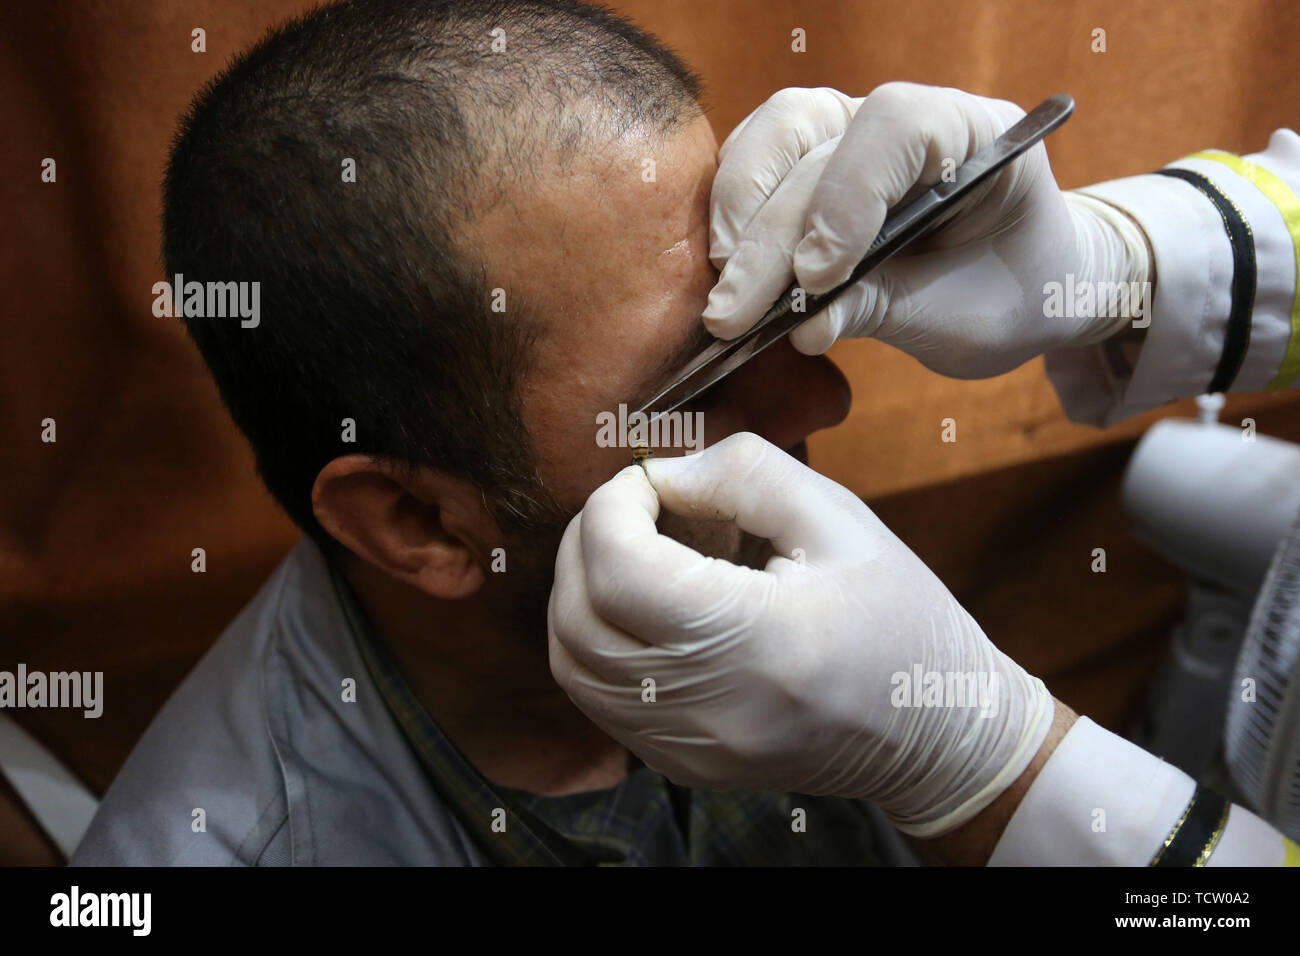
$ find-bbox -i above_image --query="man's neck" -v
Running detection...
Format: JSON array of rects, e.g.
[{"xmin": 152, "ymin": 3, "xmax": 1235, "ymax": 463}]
[{"xmin": 342, "ymin": 556, "xmax": 631, "ymax": 796}]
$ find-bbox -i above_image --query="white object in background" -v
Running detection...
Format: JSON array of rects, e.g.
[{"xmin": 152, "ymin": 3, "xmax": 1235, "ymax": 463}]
[
  {"xmin": 1122, "ymin": 398, "xmax": 1300, "ymax": 839},
  {"xmin": 1226, "ymin": 506, "xmax": 1300, "ymax": 841},
  {"xmin": 0, "ymin": 712, "xmax": 99, "ymax": 859},
  {"xmin": 1196, "ymin": 391, "xmax": 1226, "ymax": 424},
  {"xmin": 1122, "ymin": 404, "xmax": 1300, "ymax": 594}
]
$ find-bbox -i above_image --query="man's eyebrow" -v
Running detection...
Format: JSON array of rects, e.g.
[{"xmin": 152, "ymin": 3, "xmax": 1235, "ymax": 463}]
[{"xmin": 628, "ymin": 321, "xmax": 718, "ymax": 408}]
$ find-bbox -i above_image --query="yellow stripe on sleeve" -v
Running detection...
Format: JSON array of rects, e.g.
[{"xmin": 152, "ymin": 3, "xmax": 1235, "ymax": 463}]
[
  {"xmin": 1284, "ymin": 836, "xmax": 1300, "ymax": 867},
  {"xmin": 1186, "ymin": 150, "xmax": 1300, "ymax": 390}
]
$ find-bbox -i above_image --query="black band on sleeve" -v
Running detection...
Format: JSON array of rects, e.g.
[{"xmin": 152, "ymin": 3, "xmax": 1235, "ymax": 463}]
[
  {"xmin": 1150, "ymin": 786, "xmax": 1231, "ymax": 867},
  {"xmin": 1153, "ymin": 168, "xmax": 1257, "ymax": 395}
]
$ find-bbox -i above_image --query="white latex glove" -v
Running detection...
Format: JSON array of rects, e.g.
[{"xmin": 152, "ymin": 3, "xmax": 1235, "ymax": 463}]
[
  {"xmin": 705, "ymin": 83, "xmax": 1151, "ymax": 378},
  {"xmin": 548, "ymin": 433, "xmax": 1054, "ymax": 837}
]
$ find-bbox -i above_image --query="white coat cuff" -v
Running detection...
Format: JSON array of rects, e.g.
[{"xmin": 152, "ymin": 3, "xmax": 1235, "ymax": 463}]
[
  {"xmin": 1052, "ymin": 174, "xmax": 1232, "ymax": 426},
  {"xmin": 988, "ymin": 717, "xmax": 1195, "ymax": 866}
]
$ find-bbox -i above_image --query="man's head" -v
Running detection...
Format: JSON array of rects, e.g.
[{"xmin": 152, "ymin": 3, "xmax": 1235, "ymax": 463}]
[{"xmin": 167, "ymin": 0, "xmax": 850, "ymax": 631}]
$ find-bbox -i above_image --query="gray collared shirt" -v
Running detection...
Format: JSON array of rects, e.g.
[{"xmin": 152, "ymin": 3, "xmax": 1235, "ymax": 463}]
[
  {"xmin": 73, "ymin": 537, "xmax": 907, "ymax": 866},
  {"xmin": 74, "ymin": 538, "xmax": 490, "ymax": 864}
]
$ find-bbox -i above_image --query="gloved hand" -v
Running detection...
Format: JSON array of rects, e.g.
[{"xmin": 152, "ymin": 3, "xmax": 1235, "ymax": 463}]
[
  {"xmin": 705, "ymin": 83, "xmax": 1151, "ymax": 378},
  {"xmin": 548, "ymin": 433, "xmax": 1055, "ymax": 837}
]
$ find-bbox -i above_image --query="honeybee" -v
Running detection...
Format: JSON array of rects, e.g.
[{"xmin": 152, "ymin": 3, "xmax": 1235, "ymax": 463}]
[{"xmin": 631, "ymin": 442, "xmax": 652, "ymax": 466}]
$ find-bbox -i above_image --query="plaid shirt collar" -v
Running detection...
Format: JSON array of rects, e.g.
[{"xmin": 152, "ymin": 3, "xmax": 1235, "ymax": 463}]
[
  {"xmin": 328, "ymin": 556, "xmax": 885, "ymax": 867},
  {"xmin": 330, "ymin": 559, "xmax": 603, "ymax": 865}
]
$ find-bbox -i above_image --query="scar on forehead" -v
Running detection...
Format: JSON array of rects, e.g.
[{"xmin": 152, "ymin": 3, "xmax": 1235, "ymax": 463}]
[{"xmin": 660, "ymin": 238, "xmax": 692, "ymax": 257}]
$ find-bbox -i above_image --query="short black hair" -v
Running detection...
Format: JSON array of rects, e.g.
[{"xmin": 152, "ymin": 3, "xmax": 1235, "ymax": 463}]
[{"xmin": 164, "ymin": 0, "xmax": 703, "ymax": 545}]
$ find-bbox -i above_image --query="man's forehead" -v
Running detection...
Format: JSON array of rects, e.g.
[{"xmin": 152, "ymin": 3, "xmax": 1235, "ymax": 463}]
[
  {"xmin": 477, "ymin": 115, "xmax": 721, "ymax": 483},
  {"xmin": 474, "ymin": 116, "xmax": 719, "ymax": 396},
  {"xmin": 472, "ymin": 119, "xmax": 717, "ymax": 298}
]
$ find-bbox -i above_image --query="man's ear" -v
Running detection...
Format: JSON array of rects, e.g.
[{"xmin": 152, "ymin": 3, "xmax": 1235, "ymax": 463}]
[{"xmin": 311, "ymin": 455, "xmax": 492, "ymax": 599}]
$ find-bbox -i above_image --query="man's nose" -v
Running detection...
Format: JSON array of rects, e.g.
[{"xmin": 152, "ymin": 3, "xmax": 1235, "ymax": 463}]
[{"xmin": 709, "ymin": 337, "xmax": 853, "ymax": 451}]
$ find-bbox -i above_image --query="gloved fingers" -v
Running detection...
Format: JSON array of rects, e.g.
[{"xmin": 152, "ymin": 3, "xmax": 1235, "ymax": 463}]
[
  {"xmin": 549, "ymin": 509, "xmax": 660, "ymax": 683},
  {"xmin": 786, "ymin": 274, "xmax": 889, "ymax": 354},
  {"xmin": 710, "ymin": 86, "xmax": 861, "ymax": 270},
  {"xmin": 642, "ymin": 432, "xmax": 888, "ymax": 566},
  {"xmin": 549, "ymin": 630, "xmax": 724, "ymax": 790},
  {"xmin": 547, "ymin": 620, "xmax": 682, "ymax": 773},
  {"xmin": 547, "ymin": 603, "xmax": 609, "ymax": 706},
  {"xmin": 792, "ymin": 83, "xmax": 1022, "ymax": 293},
  {"xmin": 704, "ymin": 137, "xmax": 839, "ymax": 339},
  {"xmin": 573, "ymin": 463, "xmax": 770, "ymax": 643},
  {"xmin": 547, "ymin": 601, "xmax": 658, "ymax": 735}
]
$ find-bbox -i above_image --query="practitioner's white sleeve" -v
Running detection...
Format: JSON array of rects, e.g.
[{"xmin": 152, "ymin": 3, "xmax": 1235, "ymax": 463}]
[
  {"xmin": 988, "ymin": 717, "xmax": 1298, "ymax": 866},
  {"xmin": 1045, "ymin": 130, "xmax": 1300, "ymax": 426}
]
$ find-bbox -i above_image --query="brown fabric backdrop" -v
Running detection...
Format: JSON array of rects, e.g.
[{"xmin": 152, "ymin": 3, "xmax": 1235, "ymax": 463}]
[{"xmin": 2, "ymin": 0, "xmax": 1296, "ymax": 863}]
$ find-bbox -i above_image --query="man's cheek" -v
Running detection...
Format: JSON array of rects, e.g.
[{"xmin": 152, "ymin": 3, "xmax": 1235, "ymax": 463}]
[{"xmin": 655, "ymin": 509, "xmax": 743, "ymax": 563}]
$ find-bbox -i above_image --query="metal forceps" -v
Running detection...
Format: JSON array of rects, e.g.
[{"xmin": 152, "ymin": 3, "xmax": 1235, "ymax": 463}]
[{"xmin": 632, "ymin": 93, "xmax": 1075, "ymax": 423}]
